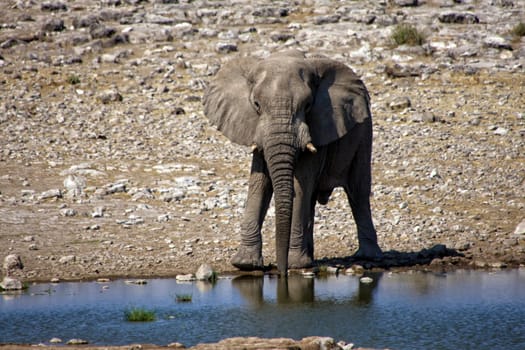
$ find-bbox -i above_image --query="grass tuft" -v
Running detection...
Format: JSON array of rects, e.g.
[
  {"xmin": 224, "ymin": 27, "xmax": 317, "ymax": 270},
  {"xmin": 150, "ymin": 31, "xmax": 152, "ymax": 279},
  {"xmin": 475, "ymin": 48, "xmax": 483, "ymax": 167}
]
[
  {"xmin": 67, "ymin": 74, "xmax": 81, "ymax": 85},
  {"xmin": 391, "ymin": 24, "xmax": 425, "ymax": 46},
  {"xmin": 124, "ymin": 307, "xmax": 156, "ymax": 322},
  {"xmin": 175, "ymin": 294, "xmax": 193, "ymax": 302},
  {"xmin": 511, "ymin": 22, "xmax": 525, "ymax": 37}
]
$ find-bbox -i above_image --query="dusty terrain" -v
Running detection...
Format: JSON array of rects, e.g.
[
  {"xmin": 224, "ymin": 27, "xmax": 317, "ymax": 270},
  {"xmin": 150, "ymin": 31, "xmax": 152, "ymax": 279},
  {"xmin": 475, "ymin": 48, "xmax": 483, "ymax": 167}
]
[{"xmin": 1, "ymin": 0, "xmax": 524, "ymax": 285}]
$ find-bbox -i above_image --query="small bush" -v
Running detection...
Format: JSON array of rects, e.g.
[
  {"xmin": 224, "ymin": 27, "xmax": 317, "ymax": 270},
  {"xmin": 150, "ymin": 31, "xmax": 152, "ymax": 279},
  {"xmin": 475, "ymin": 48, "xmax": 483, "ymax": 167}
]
[
  {"xmin": 124, "ymin": 307, "xmax": 156, "ymax": 322},
  {"xmin": 391, "ymin": 24, "xmax": 425, "ymax": 46},
  {"xmin": 511, "ymin": 22, "xmax": 525, "ymax": 37},
  {"xmin": 67, "ymin": 74, "xmax": 81, "ymax": 85}
]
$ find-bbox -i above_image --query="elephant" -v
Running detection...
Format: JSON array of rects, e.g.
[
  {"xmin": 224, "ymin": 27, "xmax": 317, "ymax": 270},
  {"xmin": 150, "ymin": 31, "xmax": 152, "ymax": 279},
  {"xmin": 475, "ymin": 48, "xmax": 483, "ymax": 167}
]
[{"xmin": 203, "ymin": 50, "xmax": 382, "ymax": 274}]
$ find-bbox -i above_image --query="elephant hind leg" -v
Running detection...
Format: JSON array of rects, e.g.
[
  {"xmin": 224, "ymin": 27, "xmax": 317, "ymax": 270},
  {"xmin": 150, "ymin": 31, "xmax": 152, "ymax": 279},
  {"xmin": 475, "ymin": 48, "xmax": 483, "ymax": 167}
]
[{"xmin": 345, "ymin": 143, "xmax": 383, "ymax": 261}]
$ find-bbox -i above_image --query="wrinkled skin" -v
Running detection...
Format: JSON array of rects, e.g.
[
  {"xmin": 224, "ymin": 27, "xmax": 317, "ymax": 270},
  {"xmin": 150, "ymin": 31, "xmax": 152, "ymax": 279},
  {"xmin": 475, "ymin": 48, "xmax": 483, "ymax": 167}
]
[{"xmin": 203, "ymin": 50, "xmax": 382, "ymax": 274}]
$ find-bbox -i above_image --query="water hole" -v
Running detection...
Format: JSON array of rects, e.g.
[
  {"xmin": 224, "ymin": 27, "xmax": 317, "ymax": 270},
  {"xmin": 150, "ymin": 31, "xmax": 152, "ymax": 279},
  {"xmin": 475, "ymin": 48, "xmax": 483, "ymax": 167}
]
[{"xmin": 1, "ymin": 269, "xmax": 524, "ymax": 349}]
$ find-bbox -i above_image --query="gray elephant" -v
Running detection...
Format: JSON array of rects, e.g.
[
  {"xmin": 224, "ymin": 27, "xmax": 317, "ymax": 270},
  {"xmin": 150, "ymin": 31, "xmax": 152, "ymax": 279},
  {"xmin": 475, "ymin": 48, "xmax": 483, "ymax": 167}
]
[{"xmin": 203, "ymin": 50, "xmax": 382, "ymax": 274}]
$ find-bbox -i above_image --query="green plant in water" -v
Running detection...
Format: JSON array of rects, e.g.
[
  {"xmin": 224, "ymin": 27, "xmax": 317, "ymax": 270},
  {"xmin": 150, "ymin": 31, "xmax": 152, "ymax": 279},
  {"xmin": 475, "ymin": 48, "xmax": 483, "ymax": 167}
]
[
  {"xmin": 391, "ymin": 23, "xmax": 425, "ymax": 46},
  {"xmin": 175, "ymin": 294, "xmax": 193, "ymax": 302},
  {"xmin": 124, "ymin": 307, "xmax": 156, "ymax": 322},
  {"xmin": 511, "ymin": 22, "xmax": 525, "ymax": 37}
]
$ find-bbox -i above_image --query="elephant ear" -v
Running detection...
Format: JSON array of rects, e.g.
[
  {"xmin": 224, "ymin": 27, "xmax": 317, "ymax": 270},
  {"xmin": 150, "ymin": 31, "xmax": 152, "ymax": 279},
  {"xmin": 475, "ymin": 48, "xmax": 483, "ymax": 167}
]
[
  {"xmin": 203, "ymin": 58, "xmax": 259, "ymax": 146},
  {"xmin": 307, "ymin": 57, "xmax": 371, "ymax": 146}
]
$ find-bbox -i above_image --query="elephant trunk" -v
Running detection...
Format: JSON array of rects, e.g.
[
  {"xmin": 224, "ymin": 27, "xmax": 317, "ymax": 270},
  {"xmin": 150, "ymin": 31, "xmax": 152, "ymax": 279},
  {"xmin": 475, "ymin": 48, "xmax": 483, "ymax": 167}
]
[{"xmin": 263, "ymin": 100, "xmax": 297, "ymax": 275}]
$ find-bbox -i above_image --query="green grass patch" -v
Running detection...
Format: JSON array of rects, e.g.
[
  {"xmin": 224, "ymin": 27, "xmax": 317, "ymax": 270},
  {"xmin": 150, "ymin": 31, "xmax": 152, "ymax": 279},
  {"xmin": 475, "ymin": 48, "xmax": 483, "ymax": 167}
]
[
  {"xmin": 124, "ymin": 307, "xmax": 156, "ymax": 322},
  {"xmin": 511, "ymin": 22, "xmax": 525, "ymax": 37},
  {"xmin": 67, "ymin": 74, "xmax": 81, "ymax": 85},
  {"xmin": 175, "ymin": 294, "xmax": 193, "ymax": 302},
  {"xmin": 391, "ymin": 24, "xmax": 425, "ymax": 46}
]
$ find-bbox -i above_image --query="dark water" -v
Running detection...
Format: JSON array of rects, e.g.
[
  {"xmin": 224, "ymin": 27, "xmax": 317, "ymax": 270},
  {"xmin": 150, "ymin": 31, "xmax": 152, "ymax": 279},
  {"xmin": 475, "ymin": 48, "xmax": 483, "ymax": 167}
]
[{"xmin": 1, "ymin": 270, "xmax": 524, "ymax": 349}]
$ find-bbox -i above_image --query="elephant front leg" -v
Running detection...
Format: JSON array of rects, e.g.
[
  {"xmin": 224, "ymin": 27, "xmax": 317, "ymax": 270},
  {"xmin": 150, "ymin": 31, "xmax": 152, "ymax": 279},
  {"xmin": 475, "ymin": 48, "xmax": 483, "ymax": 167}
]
[
  {"xmin": 231, "ymin": 152, "xmax": 273, "ymax": 271},
  {"xmin": 288, "ymin": 154, "xmax": 320, "ymax": 269}
]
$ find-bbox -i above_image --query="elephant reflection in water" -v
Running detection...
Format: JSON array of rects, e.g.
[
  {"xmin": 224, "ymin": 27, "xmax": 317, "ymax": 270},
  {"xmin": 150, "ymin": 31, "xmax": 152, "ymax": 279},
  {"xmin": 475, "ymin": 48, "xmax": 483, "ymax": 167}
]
[{"xmin": 232, "ymin": 273, "xmax": 382, "ymax": 306}]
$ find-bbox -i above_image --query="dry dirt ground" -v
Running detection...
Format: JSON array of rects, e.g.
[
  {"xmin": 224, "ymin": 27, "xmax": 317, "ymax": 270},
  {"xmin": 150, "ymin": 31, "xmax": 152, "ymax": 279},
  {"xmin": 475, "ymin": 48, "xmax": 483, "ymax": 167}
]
[{"xmin": 0, "ymin": 0, "xmax": 524, "ymax": 283}]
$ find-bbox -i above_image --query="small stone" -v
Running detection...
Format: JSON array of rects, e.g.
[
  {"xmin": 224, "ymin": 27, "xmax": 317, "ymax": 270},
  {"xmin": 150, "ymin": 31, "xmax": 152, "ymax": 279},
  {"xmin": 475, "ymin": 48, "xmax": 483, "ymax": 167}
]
[
  {"xmin": 412, "ymin": 112, "xmax": 437, "ymax": 123},
  {"xmin": 176, "ymin": 274, "xmax": 195, "ymax": 282},
  {"xmin": 38, "ymin": 189, "xmax": 62, "ymax": 200},
  {"xmin": 489, "ymin": 261, "xmax": 507, "ymax": 269},
  {"xmin": 125, "ymin": 279, "xmax": 147, "ymax": 285},
  {"xmin": 326, "ymin": 266, "xmax": 339, "ymax": 274},
  {"xmin": 493, "ymin": 127, "xmax": 509, "ymax": 136},
  {"xmin": 51, "ymin": 278, "xmax": 60, "ymax": 283},
  {"xmin": 63, "ymin": 175, "xmax": 85, "ymax": 198},
  {"xmin": 4, "ymin": 254, "xmax": 23, "ymax": 274},
  {"xmin": 438, "ymin": 12, "xmax": 479, "ymax": 24},
  {"xmin": 60, "ymin": 208, "xmax": 77, "ymax": 217},
  {"xmin": 392, "ymin": 0, "xmax": 419, "ymax": 6},
  {"xmin": 0, "ymin": 276, "xmax": 23, "ymax": 290},
  {"xmin": 67, "ymin": 339, "xmax": 89, "ymax": 345},
  {"xmin": 359, "ymin": 276, "xmax": 374, "ymax": 284},
  {"xmin": 215, "ymin": 42, "xmax": 237, "ymax": 53},
  {"xmin": 98, "ymin": 89, "xmax": 123, "ymax": 104},
  {"xmin": 389, "ymin": 96, "xmax": 411, "ymax": 111},
  {"xmin": 429, "ymin": 169, "xmax": 441, "ymax": 179},
  {"xmin": 59, "ymin": 255, "xmax": 76, "ymax": 264},
  {"xmin": 92, "ymin": 206, "xmax": 105, "ymax": 218},
  {"xmin": 514, "ymin": 219, "xmax": 525, "ymax": 236},
  {"xmin": 41, "ymin": 2, "xmax": 67, "ymax": 11},
  {"xmin": 49, "ymin": 338, "xmax": 62, "ymax": 343},
  {"xmin": 42, "ymin": 18, "xmax": 65, "ymax": 32},
  {"xmin": 195, "ymin": 264, "xmax": 215, "ymax": 281},
  {"xmin": 484, "ymin": 35, "xmax": 513, "ymax": 50},
  {"xmin": 345, "ymin": 265, "xmax": 364, "ymax": 275},
  {"xmin": 313, "ymin": 15, "xmax": 341, "ymax": 25}
]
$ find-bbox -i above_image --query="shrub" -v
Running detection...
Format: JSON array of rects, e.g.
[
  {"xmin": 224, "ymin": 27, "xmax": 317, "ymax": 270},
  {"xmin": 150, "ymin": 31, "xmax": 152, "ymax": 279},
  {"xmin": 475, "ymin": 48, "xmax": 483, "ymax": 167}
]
[
  {"xmin": 124, "ymin": 307, "xmax": 156, "ymax": 322},
  {"xmin": 391, "ymin": 24, "xmax": 425, "ymax": 46},
  {"xmin": 67, "ymin": 74, "xmax": 81, "ymax": 85},
  {"xmin": 511, "ymin": 22, "xmax": 525, "ymax": 37}
]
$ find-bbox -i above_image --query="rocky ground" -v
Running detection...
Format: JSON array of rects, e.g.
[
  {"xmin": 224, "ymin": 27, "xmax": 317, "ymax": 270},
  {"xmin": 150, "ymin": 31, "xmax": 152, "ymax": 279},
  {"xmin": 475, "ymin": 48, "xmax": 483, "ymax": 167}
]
[
  {"xmin": 1, "ymin": 0, "xmax": 524, "ymax": 283},
  {"xmin": 1, "ymin": 0, "xmax": 524, "ymax": 349},
  {"xmin": 1, "ymin": 337, "xmax": 372, "ymax": 350}
]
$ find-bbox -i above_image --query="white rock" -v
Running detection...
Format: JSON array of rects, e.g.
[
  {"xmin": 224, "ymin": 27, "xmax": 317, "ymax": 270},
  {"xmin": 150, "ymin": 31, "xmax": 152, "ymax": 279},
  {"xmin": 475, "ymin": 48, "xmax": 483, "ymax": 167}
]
[
  {"xmin": 195, "ymin": 264, "xmax": 215, "ymax": 281},
  {"xmin": 3, "ymin": 254, "xmax": 23, "ymax": 273},
  {"xmin": 59, "ymin": 255, "xmax": 76, "ymax": 264},
  {"xmin": 359, "ymin": 276, "xmax": 374, "ymax": 284},
  {"xmin": 176, "ymin": 274, "xmax": 196, "ymax": 282},
  {"xmin": 514, "ymin": 219, "xmax": 525, "ymax": 236},
  {"xmin": 0, "ymin": 276, "xmax": 23, "ymax": 290}
]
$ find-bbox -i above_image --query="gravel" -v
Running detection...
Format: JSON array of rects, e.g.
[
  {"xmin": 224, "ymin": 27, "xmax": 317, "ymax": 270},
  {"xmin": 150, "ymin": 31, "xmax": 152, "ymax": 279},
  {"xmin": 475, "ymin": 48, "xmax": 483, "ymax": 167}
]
[{"xmin": 0, "ymin": 0, "xmax": 524, "ymax": 284}]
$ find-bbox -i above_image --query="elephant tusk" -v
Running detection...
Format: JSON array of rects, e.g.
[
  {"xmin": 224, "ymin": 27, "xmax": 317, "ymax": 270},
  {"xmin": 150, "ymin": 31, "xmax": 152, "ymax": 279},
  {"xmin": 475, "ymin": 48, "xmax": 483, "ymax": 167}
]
[
  {"xmin": 306, "ymin": 142, "xmax": 317, "ymax": 153},
  {"xmin": 251, "ymin": 144, "xmax": 258, "ymax": 153}
]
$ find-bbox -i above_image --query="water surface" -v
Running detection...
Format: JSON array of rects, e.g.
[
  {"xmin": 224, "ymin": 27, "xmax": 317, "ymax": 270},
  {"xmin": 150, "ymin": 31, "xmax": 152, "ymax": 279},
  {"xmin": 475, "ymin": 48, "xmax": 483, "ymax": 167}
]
[{"xmin": 1, "ymin": 270, "xmax": 524, "ymax": 349}]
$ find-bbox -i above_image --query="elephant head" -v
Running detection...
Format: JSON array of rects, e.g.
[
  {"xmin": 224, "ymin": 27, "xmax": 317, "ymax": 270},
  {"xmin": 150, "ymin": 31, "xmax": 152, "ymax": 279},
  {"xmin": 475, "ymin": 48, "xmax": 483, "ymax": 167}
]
[{"xmin": 203, "ymin": 50, "xmax": 371, "ymax": 274}]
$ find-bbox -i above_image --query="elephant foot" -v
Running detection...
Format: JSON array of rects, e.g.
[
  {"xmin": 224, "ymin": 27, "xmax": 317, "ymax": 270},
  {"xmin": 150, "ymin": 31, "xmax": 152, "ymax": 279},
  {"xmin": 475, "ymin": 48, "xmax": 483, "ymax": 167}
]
[
  {"xmin": 231, "ymin": 245, "xmax": 264, "ymax": 271},
  {"xmin": 288, "ymin": 249, "xmax": 314, "ymax": 269},
  {"xmin": 353, "ymin": 242, "xmax": 383, "ymax": 261}
]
